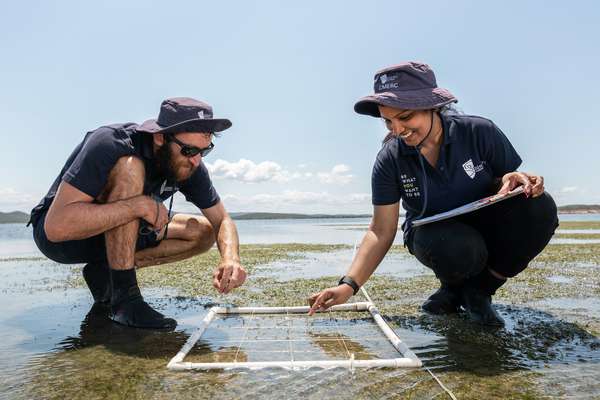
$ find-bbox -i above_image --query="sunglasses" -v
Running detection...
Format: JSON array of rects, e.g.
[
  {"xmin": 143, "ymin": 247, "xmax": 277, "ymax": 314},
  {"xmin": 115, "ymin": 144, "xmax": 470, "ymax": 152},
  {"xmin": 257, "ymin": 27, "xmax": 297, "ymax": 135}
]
[{"xmin": 167, "ymin": 135, "xmax": 214, "ymax": 158}]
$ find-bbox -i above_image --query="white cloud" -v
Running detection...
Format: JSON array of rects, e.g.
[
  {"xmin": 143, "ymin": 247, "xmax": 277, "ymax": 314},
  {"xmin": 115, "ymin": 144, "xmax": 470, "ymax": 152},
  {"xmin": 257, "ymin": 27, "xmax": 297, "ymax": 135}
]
[
  {"xmin": 0, "ymin": 187, "xmax": 38, "ymax": 212},
  {"xmin": 317, "ymin": 164, "xmax": 354, "ymax": 185},
  {"xmin": 550, "ymin": 185, "xmax": 600, "ymax": 206},
  {"xmin": 560, "ymin": 186, "xmax": 578, "ymax": 193},
  {"xmin": 205, "ymin": 159, "xmax": 292, "ymax": 183},
  {"xmin": 171, "ymin": 189, "xmax": 372, "ymax": 214},
  {"xmin": 205, "ymin": 159, "xmax": 354, "ymax": 185},
  {"xmin": 218, "ymin": 191, "xmax": 371, "ymax": 213},
  {"xmin": 237, "ymin": 190, "xmax": 368, "ymax": 205}
]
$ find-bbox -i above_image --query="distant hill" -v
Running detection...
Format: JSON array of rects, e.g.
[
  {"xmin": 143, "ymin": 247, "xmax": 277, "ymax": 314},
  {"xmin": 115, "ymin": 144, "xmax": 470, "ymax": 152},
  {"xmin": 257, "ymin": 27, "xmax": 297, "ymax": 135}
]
[
  {"xmin": 0, "ymin": 211, "xmax": 30, "ymax": 223},
  {"xmin": 2, "ymin": 205, "xmax": 598, "ymax": 224},
  {"xmin": 0, "ymin": 210, "xmax": 371, "ymax": 224},
  {"xmin": 557, "ymin": 204, "xmax": 600, "ymax": 214}
]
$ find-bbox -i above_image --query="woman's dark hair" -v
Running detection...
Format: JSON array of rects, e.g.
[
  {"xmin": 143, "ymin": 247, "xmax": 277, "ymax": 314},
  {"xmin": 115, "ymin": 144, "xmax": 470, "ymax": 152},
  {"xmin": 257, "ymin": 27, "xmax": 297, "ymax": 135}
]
[
  {"xmin": 438, "ymin": 103, "xmax": 462, "ymax": 115},
  {"xmin": 381, "ymin": 104, "xmax": 462, "ymax": 144}
]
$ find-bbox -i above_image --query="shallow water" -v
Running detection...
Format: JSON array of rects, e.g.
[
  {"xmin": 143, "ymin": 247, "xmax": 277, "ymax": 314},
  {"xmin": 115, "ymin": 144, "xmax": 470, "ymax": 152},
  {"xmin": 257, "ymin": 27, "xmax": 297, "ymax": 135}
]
[
  {"xmin": 551, "ymin": 238, "xmax": 600, "ymax": 244},
  {"xmin": 536, "ymin": 297, "xmax": 600, "ymax": 314},
  {"xmin": 3, "ymin": 260, "xmax": 600, "ymax": 399},
  {"xmin": 556, "ymin": 229, "xmax": 600, "ymax": 234},
  {"xmin": 1, "ymin": 215, "xmax": 600, "ymax": 399},
  {"xmin": 253, "ymin": 249, "xmax": 427, "ymax": 281},
  {"xmin": 547, "ymin": 275, "xmax": 574, "ymax": 284},
  {"xmin": 2, "ymin": 213, "xmax": 598, "ymax": 254}
]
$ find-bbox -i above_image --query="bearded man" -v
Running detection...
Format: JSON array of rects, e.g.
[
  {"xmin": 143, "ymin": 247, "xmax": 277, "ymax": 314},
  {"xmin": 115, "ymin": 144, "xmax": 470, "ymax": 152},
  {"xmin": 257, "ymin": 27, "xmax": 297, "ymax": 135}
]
[{"xmin": 29, "ymin": 97, "xmax": 246, "ymax": 330}]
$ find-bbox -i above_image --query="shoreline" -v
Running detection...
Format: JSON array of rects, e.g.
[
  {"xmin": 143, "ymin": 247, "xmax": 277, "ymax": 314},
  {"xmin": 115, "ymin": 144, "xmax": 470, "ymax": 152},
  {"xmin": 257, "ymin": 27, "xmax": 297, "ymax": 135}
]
[{"xmin": 2, "ymin": 211, "xmax": 600, "ymax": 225}]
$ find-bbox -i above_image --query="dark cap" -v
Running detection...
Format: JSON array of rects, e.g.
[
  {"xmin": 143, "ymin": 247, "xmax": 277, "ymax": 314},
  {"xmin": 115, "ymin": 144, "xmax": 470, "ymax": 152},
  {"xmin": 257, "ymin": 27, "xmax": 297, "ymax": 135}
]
[
  {"xmin": 354, "ymin": 62, "xmax": 457, "ymax": 118},
  {"xmin": 137, "ymin": 97, "xmax": 232, "ymax": 134}
]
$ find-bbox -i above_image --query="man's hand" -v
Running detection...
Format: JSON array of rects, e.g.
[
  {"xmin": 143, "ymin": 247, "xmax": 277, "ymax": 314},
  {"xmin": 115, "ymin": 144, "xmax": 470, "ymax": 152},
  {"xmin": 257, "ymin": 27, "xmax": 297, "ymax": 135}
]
[
  {"xmin": 498, "ymin": 171, "xmax": 545, "ymax": 198},
  {"xmin": 138, "ymin": 196, "xmax": 170, "ymax": 231},
  {"xmin": 213, "ymin": 260, "xmax": 247, "ymax": 294},
  {"xmin": 308, "ymin": 284, "xmax": 354, "ymax": 316}
]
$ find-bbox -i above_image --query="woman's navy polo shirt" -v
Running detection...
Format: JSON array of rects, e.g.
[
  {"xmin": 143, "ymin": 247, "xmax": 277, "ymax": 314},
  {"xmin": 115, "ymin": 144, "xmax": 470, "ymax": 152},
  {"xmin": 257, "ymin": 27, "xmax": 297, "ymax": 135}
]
[
  {"xmin": 371, "ymin": 113, "xmax": 522, "ymax": 238},
  {"xmin": 30, "ymin": 123, "xmax": 220, "ymax": 224}
]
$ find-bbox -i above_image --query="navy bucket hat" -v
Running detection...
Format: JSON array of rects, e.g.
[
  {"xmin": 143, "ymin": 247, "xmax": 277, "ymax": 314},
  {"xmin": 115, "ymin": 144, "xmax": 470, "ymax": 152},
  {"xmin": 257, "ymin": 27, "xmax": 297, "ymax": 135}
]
[
  {"xmin": 137, "ymin": 97, "xmax": 232, "ymax": 134},
  {"xmin": 354, "ymin": 62, "xmax": 457, "ymax": 118}
]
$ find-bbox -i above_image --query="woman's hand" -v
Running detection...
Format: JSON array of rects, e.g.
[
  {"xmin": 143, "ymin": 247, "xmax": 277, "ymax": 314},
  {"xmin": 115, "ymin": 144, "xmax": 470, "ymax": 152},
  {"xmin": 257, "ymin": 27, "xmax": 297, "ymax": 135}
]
[
  {"xmin": 498, "ymin": 171, "xmax": 545, "ymax": 198},
  {"xmin": 307, "ymin": 284, "xmax": 354, "ymax": 316}
]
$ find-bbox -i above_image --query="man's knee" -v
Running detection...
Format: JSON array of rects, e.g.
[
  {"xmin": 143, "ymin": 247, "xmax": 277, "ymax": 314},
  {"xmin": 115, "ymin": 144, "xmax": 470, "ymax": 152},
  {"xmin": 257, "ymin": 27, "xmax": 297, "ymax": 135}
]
[
  {"xmin": 100, "ymin": 156, "xmax": 145, "ymax": 202},
  {"xmin": 183, "ymin": 217, "xmax": 216, "ymax": 253}
]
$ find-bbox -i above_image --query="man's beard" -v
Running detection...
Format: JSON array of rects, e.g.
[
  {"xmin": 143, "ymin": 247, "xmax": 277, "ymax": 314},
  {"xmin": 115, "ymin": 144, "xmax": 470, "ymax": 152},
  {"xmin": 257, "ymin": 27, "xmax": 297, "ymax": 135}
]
[{"xmin": 155, "ymin": 144, "xmax": 179, "ymax": 183}]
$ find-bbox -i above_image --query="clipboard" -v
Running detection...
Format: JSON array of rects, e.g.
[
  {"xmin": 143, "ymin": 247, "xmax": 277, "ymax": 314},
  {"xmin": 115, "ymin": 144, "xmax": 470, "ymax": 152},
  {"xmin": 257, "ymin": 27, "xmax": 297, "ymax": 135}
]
[{"xmin": 411, "ymin": 186, "xmax": 525, "ymax": 227}]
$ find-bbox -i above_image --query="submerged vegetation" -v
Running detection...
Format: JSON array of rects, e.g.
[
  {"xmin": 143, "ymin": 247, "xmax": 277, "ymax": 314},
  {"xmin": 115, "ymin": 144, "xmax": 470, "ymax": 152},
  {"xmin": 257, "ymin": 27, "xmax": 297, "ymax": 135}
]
[
  {"xmin": 13, "ymin": 222, "xmax": 600, "ymax": 399},
  {"xmin": 559, "ymin": 220, "xmax": 600, "ymax": 230}
]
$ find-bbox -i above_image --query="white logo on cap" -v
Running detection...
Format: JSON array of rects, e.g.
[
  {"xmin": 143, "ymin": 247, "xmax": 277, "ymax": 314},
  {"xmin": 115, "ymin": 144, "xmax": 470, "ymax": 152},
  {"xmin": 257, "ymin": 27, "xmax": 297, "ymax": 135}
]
[
  {"xmin": 377, "ymin": 73, "xmax": 399, "ymax": 90},
  {"xmin": 197, "ymin": 110, "xmax": 205, "ymax": 119},
  {"xmin": 412, "ymin": 63, "xmax": 429, "ymax": 72}
]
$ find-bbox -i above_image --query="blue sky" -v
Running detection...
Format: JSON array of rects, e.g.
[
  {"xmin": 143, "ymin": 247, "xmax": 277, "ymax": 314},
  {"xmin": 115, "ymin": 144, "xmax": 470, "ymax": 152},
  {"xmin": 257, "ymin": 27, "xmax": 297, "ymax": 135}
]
[{"xmin": 1, "ymin": 1, "xmax": 598, "ymax": 214}]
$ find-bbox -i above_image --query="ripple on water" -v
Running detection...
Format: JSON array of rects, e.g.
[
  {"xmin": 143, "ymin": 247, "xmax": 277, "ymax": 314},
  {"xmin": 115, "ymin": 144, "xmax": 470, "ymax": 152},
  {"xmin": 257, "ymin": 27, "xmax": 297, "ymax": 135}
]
[
  {"xmin": 2, "ymin": 253, "xmax": 600, "ymax": 398},
  {"xmin": 547, "ymin": 275, "xmax": 574, "ymax": 284},
  {"xmin": 253, "ymin": 249, "xmax": 427, "ymax": 281},
  {"xmin": 6, "ymin": 297, "xmax": 600, "ymax": 399},
  {"xmin": 535, "ymin": 297, "xmax": 600, "ymax": 314}
]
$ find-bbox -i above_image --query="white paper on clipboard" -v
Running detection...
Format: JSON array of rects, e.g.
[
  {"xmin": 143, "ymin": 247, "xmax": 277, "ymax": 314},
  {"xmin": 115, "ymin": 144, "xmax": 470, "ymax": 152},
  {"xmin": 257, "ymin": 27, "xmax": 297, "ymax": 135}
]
[{"xmin": 411, "ymin": 186, "xmax": 525, "ymax": 227}]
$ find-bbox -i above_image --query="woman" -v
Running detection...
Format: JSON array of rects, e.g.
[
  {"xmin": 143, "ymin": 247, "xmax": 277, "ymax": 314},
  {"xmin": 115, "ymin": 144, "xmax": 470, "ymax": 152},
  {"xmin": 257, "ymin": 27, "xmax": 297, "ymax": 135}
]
[{"xmin": 308, "ymin": 62, "xmax": 558, "ymax": 326}]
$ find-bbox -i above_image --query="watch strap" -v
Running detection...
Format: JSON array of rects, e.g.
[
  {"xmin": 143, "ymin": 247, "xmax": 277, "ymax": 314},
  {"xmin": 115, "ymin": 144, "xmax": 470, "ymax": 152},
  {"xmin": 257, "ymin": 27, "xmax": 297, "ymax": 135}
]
[{"xmin": 338, "ymin": 275, "xmax": 360, "ymax": 295}]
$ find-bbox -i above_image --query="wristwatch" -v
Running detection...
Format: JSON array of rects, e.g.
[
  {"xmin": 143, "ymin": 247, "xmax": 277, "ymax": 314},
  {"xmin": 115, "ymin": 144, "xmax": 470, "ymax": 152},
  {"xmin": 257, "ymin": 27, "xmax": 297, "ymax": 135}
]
[{"xmin": 338, "ymin": 276, "xmax": 360, "ymax": 295}]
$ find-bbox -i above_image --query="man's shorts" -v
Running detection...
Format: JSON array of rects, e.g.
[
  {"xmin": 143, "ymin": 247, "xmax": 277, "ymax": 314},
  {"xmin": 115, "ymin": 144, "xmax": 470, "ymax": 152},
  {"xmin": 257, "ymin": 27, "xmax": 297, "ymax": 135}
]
[{"xmin": 32, "ymin": 209, "xmax": 161, "ymax": 264}]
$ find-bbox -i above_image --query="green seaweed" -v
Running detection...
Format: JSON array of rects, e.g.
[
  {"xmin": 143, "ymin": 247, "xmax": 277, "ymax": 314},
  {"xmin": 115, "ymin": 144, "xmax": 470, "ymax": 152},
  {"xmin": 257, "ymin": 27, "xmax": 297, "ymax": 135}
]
[
  {"xmin": 553, "ymin": 233, "xmax": 600, "ymax": 240},
  {"xmin": 558, "ymin": 221, "xmax": 600, "ymax": 230},
  {"xmin": 20, "ymin": 240, "xmax": 600, "ymax": 399}
]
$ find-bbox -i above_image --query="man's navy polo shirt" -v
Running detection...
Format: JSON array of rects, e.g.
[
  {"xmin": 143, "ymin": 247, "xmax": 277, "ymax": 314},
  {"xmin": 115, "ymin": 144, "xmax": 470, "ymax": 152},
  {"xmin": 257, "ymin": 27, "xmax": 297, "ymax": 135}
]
[
  {"xmin": 30, "ymin": 123, "xmax": 219, "ymax": 224},
  {"xmin": 371, "ymin": 113, "xmax": 522, "ymax": 238}
]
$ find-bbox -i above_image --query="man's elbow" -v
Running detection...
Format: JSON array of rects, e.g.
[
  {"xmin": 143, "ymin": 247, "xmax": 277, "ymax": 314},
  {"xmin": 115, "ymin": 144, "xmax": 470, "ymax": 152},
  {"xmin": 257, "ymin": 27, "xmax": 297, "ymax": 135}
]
[{"xmin": 44, "ymin": 219, "xmax": 70, "ymax": 243}]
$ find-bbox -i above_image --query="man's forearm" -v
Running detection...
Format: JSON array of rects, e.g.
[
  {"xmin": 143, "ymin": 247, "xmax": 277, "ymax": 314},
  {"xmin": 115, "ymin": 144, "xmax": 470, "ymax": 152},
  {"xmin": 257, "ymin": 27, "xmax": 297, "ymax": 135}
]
[
  {"xmin": 45, "ymin": 196, "xmax": 146, "ymax": 242},
  {"xmin": 215, "ymin": 216, "xmax": 240, "ymax": 262}
]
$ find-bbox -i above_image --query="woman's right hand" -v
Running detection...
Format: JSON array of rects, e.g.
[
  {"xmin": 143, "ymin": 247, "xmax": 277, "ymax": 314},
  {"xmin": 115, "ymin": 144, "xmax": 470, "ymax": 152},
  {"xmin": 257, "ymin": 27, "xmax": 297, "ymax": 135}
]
[
  {"xmin": 498, "ymin": 171, "xmax": 545, "ymax": 198},
  {"xmin": 308, "ymin": 284, "xmax": 354, "ymax": 316}
]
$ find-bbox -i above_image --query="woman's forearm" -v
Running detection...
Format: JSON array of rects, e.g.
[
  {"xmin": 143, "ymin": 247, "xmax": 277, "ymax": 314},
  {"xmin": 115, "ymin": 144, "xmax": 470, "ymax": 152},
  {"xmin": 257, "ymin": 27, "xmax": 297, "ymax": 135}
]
[{"xmin": 346, "ymin": 226, "xmax": 397, "ymax": 286}]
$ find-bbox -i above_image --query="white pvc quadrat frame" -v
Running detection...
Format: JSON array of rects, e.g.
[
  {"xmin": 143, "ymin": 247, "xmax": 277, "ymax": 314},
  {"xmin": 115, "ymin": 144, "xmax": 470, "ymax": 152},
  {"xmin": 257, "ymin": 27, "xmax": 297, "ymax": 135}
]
[{"xmin": 167, "ymin": 301, "xmax": 422, "ymax": 371}]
